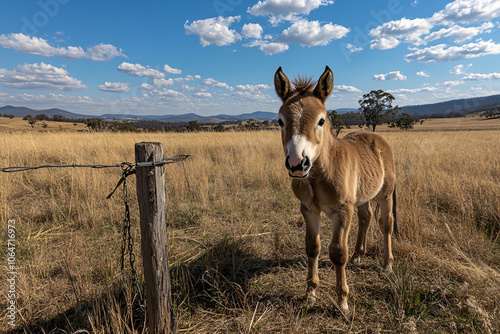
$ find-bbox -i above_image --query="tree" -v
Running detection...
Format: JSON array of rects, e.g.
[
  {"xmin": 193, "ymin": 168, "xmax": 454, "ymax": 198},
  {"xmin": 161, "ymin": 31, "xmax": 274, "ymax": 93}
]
[
  {"xmin": 42, "ymin": 122, "xmax": 48, "ymax": 129},
  {"xmin": 328, "ymin": 110, "xmax": 344, "ymax": 137},
  {"xmin": 24, "ymin": 115, "xmax": 37, "ymax": 130},
  {"xmin": 86, "ymin": 118, "xmax": 107, "ymax": 131},
  {"xmin": 186, "ymin": 120, "xmax": 200, "ymax": 132},
  {"xmin": 395, "ymin": 113, "xmax": 416, "ymax": 130},
  {"xmin": 358, "ymin": 89, "xmax": 401, "ymax": 132}
]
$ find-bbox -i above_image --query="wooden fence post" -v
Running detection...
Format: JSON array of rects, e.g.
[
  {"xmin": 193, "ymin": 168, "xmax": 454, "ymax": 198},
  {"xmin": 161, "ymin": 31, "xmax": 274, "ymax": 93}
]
[{"xmin": 135, "ymin": 142, "xmax": 177, "ymax": 334}]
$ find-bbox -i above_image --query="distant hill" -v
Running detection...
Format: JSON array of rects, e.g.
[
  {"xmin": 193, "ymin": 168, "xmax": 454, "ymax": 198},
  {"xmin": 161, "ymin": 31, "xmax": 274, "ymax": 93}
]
[
  {"xmin": 3, "ymin": 94, "xmax": 500, "ymax": 123},
  {"xmin": 401, "ymin": 94, "xmax": 500, "ymax": 116}
]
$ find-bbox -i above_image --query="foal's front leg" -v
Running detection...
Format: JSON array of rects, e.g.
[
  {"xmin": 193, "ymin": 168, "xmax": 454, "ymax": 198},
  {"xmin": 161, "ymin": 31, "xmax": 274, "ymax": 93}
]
[
  {"xmin": 301, "ymin": 203, "xmax": 321, "ymax": 306},
  {"xmin": 328, "ymin": 204, "xmax": 353, "ymax": 314}
]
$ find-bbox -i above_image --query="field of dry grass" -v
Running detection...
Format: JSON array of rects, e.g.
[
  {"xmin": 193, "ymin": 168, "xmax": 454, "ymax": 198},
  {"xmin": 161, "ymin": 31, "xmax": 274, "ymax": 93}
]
[
  {"xmin": 0, "ymin": 125, "xmax": 499, "ymax": 333},
  {"xmin": 0, "ymin": 117, "xmax": 88, "ymax": 132}
]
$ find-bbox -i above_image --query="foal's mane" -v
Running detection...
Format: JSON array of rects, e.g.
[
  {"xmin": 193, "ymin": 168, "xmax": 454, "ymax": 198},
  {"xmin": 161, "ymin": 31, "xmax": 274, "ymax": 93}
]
[{"xmin": 291, "ymin": 75, "xmax": 315, "ymax": 95}]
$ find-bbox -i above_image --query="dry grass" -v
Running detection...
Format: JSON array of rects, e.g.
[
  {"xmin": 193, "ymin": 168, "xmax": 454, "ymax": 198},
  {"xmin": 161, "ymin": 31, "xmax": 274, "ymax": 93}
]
[
  {"xmin": 0, "ymin": 117, "xmax": 88, "ymax": 132},
  {"xmin": 0, "ymin": 126, "xmax": 499, "ymax": 333}
]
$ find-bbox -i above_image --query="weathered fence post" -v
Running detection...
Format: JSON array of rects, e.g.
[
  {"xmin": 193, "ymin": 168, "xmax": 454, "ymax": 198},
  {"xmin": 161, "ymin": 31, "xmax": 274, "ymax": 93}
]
[{"xmin": 135, "ymin": 142, "xmax": 177, "ymax": 334}]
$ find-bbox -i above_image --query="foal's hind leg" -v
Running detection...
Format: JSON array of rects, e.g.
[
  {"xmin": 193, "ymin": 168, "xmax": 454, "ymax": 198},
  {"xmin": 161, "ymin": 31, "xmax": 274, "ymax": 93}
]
[
  {"xmin": 351, "ymin": 201, "xmax": 372, "ymax": 265},
  {"xmin": 376, "ymin": 195, "xmax": 395, "ymax": 272},
  {"xmin": 301, "ymin": 203, "xmax": 321, "ymax": 306}
]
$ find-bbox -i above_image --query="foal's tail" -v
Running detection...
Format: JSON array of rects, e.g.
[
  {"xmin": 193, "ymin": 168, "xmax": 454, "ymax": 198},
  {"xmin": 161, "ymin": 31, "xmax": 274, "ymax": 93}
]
[{"xmin": 392, "ymin": 184, "xmax": 399, "ymax": 239}]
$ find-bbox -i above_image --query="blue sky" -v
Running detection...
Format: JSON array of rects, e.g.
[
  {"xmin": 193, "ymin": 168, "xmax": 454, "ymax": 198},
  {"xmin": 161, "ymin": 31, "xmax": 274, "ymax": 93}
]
[{"xmin": 0, "ymin": 0, "xmax": 499, "ymax": 116}]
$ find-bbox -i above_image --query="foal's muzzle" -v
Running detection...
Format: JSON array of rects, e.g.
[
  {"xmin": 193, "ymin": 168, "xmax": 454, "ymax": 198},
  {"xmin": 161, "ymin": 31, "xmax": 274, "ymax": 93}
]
[{"xmin": 285, "ymin": 155, "xmax": 311, "ymax": 178}]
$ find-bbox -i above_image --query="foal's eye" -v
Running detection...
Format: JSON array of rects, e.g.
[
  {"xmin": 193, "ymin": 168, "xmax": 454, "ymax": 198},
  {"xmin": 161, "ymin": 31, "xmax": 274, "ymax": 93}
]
[
  {"xmin": 318, "ymin": 118, "xmax": 325, "ymax": 127},
  {"xmin": 278, "ymin": 119, "xmax": 284, "ymax": 127}
]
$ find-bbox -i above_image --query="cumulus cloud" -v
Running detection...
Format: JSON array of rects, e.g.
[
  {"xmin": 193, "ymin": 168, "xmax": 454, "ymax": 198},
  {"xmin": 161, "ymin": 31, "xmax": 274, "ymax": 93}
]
[
  {"xmin": 463, "ymin": 72, "xmax": 500, "ymax": 80},
  {"xmin": 118, "ymin": 62, "xmax": 164, "ymax": 79},
  {"xmin": 369, "ymin": 18, "xmax": 432, "ymax": 49},
  {"xmin": 242, "ymin": 23, "xmax": 263, "ymax": 39},
  {"xmin": 449, "ymin": 63, "xmax": 472, "ymax": 74},
  {"xmin": 419, "ymin": 22, "xmax": 494, "ymax": 45},
  {"xmin": 431, "ymin": 0, "xmax": 500, "ymax": 24},
  {"xmin": 139, "ymin": 78, "xmax": 174, "ymax": 91},
  {"xmin": 193, "ymin": 92, "xmax": 212, "ymax": 98},
  {"xmin": 388, "ymin": 86, "xmax": 437, "ymax": 94},
  {"xmin": 440, "ymin": 80, "xmax": 464, "ymax": 86},
  {"xmin": 202, "ymin": 78, "xmax": 233, "ymax": 90},
  {"xmin": 370, "ymin": 36, "xmax": 401, "ymax": 50},
  {"xmin": 236, "ymin": 84, "xmax": 271, "ymax": 91},
  {"xmin": 248, "ymin": 0, "xmax": 333, "ymax": 23},
  {"xmin": 417, "ymin": 71, "xmax": 430, "ymax": 77},
  {"xmin": 346, "ymin": 43, "xmax": 363, "ymax": 52},
  {"xmin": 163, "ymin": 64, "xmax": 181, "ymax": 74},
  {"xmin": 369, "ymin": 0, "xmax": 500, "ymax": 50},
  {"xmin": 98, "ymin": 82, "xmax": 130, "ymax": 93},
  {"xmin": 232, "ymin": 91, "xmax": 274, "ymax": 102},
  {"xmin": 173, "ymin": 75, "xmax": 201, "ymax": 83},
  {"xmin": 277, "ymin": 19, "xmax": 350, "ymax": 47},
  {"xmin": 184, "ymin": 16, "xmax": 241, "ymax": 46},
  {"xmin": 0, "ymin": 33, "xmax": 125, "ymax": 61},
  {"xmin": 373, "ymin": 71, "xmax": 407, "ymax": 81},
  {"xmin": 0, "ymin": 62, "xmax": 87, "ymax": 91},
  {"xmin": 334, "ymin": 85, "xmax": 362, "ymax": 93},
  {"xmin": 404, "ymin": 40, "xmax": 500, "ymax": 62},
  {"xmin": 244, "ymin": 40, "xmax": 289, "ymax": 55}
]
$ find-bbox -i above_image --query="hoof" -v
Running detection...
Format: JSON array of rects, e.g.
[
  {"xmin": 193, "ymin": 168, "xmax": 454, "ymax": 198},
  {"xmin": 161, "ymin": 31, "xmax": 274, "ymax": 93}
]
[
  {"xmin": 339, "ymin": 303, "xmax": 349, "ymax": 316},
  {"xmin": 350, "ymin": 255, "xmax": 361, "ymax": 265},
  {"xmin": 305, "ymin": 293, "xmax": 317, "ymax": 308},
  {"xmin": 382, "ymin": 264, "xmax": 393, "ymax": 273}
]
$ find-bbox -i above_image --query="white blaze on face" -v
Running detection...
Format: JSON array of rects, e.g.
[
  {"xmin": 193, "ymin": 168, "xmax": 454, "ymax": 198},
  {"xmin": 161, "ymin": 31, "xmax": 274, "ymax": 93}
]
[{"xmin": 286, "ymin": 135, "xmax": 316, "ymax": 167}]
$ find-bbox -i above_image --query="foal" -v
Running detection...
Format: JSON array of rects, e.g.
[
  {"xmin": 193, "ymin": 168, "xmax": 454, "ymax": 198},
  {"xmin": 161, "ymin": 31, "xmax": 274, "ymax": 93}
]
[{"xmin": 274, "ymin": 66, "xmax": 398, "ymax": 314}]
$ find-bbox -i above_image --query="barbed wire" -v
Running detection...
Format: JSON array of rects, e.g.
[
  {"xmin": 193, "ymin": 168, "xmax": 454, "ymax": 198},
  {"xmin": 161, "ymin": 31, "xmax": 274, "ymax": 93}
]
[{"xmin": 0, "ymin": 154, "xmax": 192, "ymax": 173}]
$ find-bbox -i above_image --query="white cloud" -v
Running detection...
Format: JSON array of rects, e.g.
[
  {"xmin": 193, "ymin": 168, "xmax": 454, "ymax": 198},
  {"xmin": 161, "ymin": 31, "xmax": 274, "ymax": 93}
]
[
  {"xmin": 0, "ymin": 33, "xmax": 125, "ymax": 61},
  {"xmin": 118, "ymin": 62, "xmax": 164, "ymax": 79},
  {"xmin": 0, "ymin": 62, "xmax": 87, "ymax": 91},
  {"xmin": 163, "ymin": 64, "xmax": 181, "ymax": 74},
  {"xmin": 184, "ymin": 16, "xmax": 241, "ymax": 46},
  {"xmin": 404, "ymin": 40, "xmax": 500, "ymax": 63},
  {"xmin": 193, "ymin": 92, "xmax": 212, "ymax": 98},
  {"xmin": 98, "ymin": 82, "xmax": 130, "ymax": 93},
  {"xmin": 202, "ymin": 78, "xmax": 233, "ymax": 90},
  {"xmin": 369, "ymin": 18, "xmax": 433, "ymax": 49},
  {"xmin": 449, "ymin": 63, "xmax": 472, "ymax": 74},
  {"xmin": 370, "ymin": 36, "xmax": 401, "ymax": 50},
  {"xmin": 242, "ymin": 23, "xmax": 263, "ymax": 39},
  {"xmin": 463, "ymin": 72, "xmax": 500, "ymax": 80},
  {"xmin": 346, "ymin": 43, "xmax": 363, "ymax": 52},
  {"xmin": 417, "ymin": 71, "xmax": 430, "ymax": 77},
  {"xmin": 248, "ymin": 0, "xmax": 333, "ymax": 23},
  {"xmin": 373, "ymin": 71, "xmax": 407, "ymax": 81},
  {"xmin": 150, "ymin": 89, "xmax": 186, "ymax": 99},
  {"xmin": 244, "ymin": 40, "xmax": 289, "ymax": 55},
  {"xmin": 420, "ymin": 22, "xmax": 494, "ymax": 45},
  {"xmin": 139, "ymin": 78, "xmax": 174, "ymax": 91},
  {"xmin": 431, "ymin": 0, "xmax": 500, "ymax": 25},
  {"xmin": 388, "ymin": 86, "xmax": 437, "ymax": 94},
  {"xmin": 236, "ymin": 84, "xmax": 271, "ymax": 91},
  {"xmin": 440, "ymin": 80, "xmax": 464, "ymax": 86},
  {"xmin": 334, "ymin": 85, "xmax": 362, "ymax": 93},
  {"xmin": 277, "ymin": 19, "xmax": 350, "ymax": 47},
  {"xmin": 173, "ymin": 75, "xmax": 201, "ymax": 83},
  {"xmin": 231, "ymin": 91, "xmax": 274, "ymax": 102}
]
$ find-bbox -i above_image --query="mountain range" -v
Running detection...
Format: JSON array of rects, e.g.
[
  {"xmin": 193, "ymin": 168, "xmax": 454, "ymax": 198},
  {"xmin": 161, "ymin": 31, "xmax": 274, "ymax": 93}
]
[{"xmin": 2, "ymin": 93, "xmax": 500, "ymax": 122}]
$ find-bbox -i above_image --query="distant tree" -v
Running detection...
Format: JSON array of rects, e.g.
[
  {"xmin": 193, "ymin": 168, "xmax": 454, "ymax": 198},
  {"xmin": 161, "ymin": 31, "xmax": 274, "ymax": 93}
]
[
  {"xmin": 212, "ymin": 124, "xmax": 225, "ymax": 132},
  {"xmin": 24, "ymin": 115, "xmax": 37, "ymax": 129},
  {"xmin": 359, "ymin": 89, "xmax": 401, "ymax": 132},
  {"xmin": 112, "ymin": 121, "xmax": 137, "ymax": 132},
  {"xmin": 86, "ymin": 118, "xmax": 107, "ymax": 131},
  {"xmin": 3, "ymin": 114, "xmax": 14, "ymax": 119},
  {"xmin": 420, "ymin": 119, "xmax": 425, "ymax": 125},
  {"xmin": 395, "ymin": 113, "xmax": 416, "ymax": 130},
  {"xmin": 186, "ymin": 120, "xmax": 200, "ymax": 132},
  {"xmin": 481, "ymin": 108, "xmax": 500, "ymax": 119},
  {"xmin": 52, "ymin": 114, "xmax": 68, "ymax": 122},
  {"xmin": 35, "ymin": 114, "xmax": 50, "ymax": 121},
  {"xmin": 73, "ymin": 123, "xmax": 78, "ymax": 127},
  {"xmin": 23, "ymin": 114, "xmax": 33, "ymax": 121},
  {"xmin": 328, "ymin": 110, "xmax": 344, "ymax": 137},
  {"xmin": 42, "ymin": 122, "xmax": 48, "ymax": 129}
]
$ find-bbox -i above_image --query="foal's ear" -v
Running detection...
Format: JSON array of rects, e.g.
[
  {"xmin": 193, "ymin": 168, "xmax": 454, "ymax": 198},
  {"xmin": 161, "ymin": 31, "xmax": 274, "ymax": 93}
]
[
  {"xmin": 274, "ymin": 67, "xmax": 291, "ymax": 102},
  {"xmin": 314, "ymin": 66, "xmax": 334, "ymax": 103}
]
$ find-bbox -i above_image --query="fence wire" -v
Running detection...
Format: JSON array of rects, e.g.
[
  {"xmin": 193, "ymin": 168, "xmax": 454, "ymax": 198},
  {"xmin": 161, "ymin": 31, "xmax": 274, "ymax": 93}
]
[{"xmin": 0, "ymin": 154, "xmax": 192, "ymax": 173}]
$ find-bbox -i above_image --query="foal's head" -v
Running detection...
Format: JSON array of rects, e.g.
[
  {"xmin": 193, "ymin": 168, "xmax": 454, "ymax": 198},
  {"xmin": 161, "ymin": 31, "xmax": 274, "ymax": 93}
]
[{"xmin": 274, "ymin": 66, "xmax": 334, "ymax": 178}]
